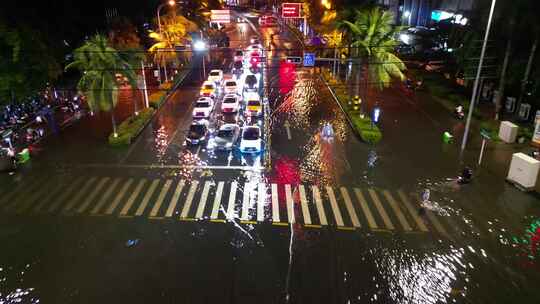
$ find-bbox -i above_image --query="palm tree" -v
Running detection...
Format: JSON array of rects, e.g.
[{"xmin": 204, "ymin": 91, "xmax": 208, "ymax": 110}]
[
  {"xmin": 342, "ymin": 7, "xmax": 406, "ymax": 94},
  {"xmin": 65, "ymin": 34, "xmax": 137, "ymax": 137}
]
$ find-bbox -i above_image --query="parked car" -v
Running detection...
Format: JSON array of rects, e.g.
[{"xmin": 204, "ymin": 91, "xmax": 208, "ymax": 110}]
[
  {"xmin": 192, "ymin": 97, "xmax": 214, "ymax": 118},
  {"xmin": 213, "ymin": 124, "xmax": 240, "ymax": 151},
  {"xmin": 240, "ymin": 126, "xmax": 262, "ymax": 153},
  {"xmin": 185, "ymin": 121, "xmax": 209, "ymax": 145}
]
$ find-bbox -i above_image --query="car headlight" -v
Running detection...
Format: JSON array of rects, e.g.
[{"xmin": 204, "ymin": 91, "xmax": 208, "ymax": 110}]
[{"xmin": 226, "ymin": 142, "xmax": 233, "ymax": 147}]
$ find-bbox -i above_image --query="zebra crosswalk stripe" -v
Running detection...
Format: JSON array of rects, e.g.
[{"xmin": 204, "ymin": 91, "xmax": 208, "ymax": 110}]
[
  {"xmin": 106, "ymin": 178, "xmax": 134, "ymax": 215},
  {"xmin": 413, "ymin": 193, "xmax": 449, "ymax": 237},
  {"xmin": 210, "ymin": 181, "xmax": 224, "ymax": 219},
  {"xmin": 326, "ymin": 186, "xmax": 344, "ymax": 227},
  {"xmin": 165, "ymin": 180, "xmax": 185, "ymax": 217},
  {"xmin": 271, "ymin": 183, "xmax": 280, "ymax": 222},
  {"xmin": 149, "ymin": 179, "xmax": 173, "ymax": 217},
  {"xmin": 4, "ymin": 179, "xmax": 44, "ymax": 211},
  {"xmin": 32, "ymin": 182, "xmax": 65, "ymax": 213},
  {"xmin": 285, "ymin": 184, "xmax": 295, "ymax": 223},
  {"xmin": 77, "ymin": 177, "xmax": 110, "ymax": 213},
  {"xmin": 63, "ymin": 177, "xmax": 97, "ymax": 213},
  {"xmin": 227, "ymin": 181, "xmax": 237, "ymax": 219},
  {"xmin": 120, "ymin": 179, "xmax": 146, "ymax": 216},
  {"xmin": 368, "ymin": 188, "xmax": 394, "ymax": 230},
  {"xmin": 180, "ymin": 181, "xmax": 199, "ymax": 219},
  {"xmin": 15, "ymin": 179, "xmax": 56, "ymax": 213},
  {"xmin": 340, "ymin": 187, "xmax": 361, "ymax": 228},
  {"xmin": 241, "ymin": 182, "xmax": 251, "ymax": 221},
  {"xmin": 382, "ymin": 190, "xmax": 412, "ymax": 231},
  {"xmin": 312, "ymin": 186, "xmax": 327, "ymax": 226},
  {"xmin": 195, "ymin": 181, "xmax": 211, "ymax": 219},
  {"xmin": 91, "ymin": 178, "xmax": 121, "ymax": 214},
  {"xmin": 397, "ymin": 190, "xmax": 428, "ymax": 232},
  {"xmin": 353, "ymin": 188, "xmax": 378, "ymax": 229},
  {"xmin": 299, "ymin": 185, "xmax": 311, "ymax": 225},
  {"xmin": 257, "ymin": 183, "xmax": 265, "ymax": 222},
  {"xmin": 0, "ymin": 178, "xmax": 36, "ymax": 207},
  {"xmin": 46, "ymin": 178, "xmax": 84, "ymax": 213},
  {"xmin": 135, "ymin": 179, "xmax": 160, "ymax": 216}
]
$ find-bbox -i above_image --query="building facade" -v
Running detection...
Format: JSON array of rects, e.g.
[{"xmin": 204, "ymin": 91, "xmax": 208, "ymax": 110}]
[{"xmin": 377, "ymin": 0, "xmax": 477, "ymax": 26}]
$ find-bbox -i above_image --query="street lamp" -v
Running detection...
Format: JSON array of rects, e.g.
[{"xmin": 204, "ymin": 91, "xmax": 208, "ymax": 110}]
[
  {"xmin": 193, "ymin": 40, "xmax": 208, "ymax": 77},
  {"xmin": 403, "ymin": 10, "xmax": 411, "ymax": 25},
  {"xmin": 157, "ymin": 0, "xmax": 176, "ymax": 33}
]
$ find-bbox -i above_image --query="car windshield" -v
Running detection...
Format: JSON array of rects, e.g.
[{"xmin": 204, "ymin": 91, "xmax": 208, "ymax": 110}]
[
  {"xmin": 248, "ymin": 100, "xmax": 260, "ymax": 107},
  {"xmin": 243, "ymin": 128, "xmax": 259, "ymax": 140},
  {"xmin": 245, "ymin": 76, "xmax": 257, "ymax": 85},
  {"xmin": 210, "ymin": 71, "xmax": 220, "ymax": 76},
  {"xmin": 217, "ymin": 129, "xmax": 234, "ymax": 138},
  {"xmin": 224, "ymin": 98, "xmax": 236, "ymax": 104},
  {"xmin": 226, "ymin": 82, "xmax": 236, "ymax": 87},
  {"xmin": 196, "ymin": 102, "xmax": 210, "ymax": 108},
  {"xmin": 203, "ymin": 84, "xmax": 214, "ymax": 90},
  {"xmin": 188, "ymin": 125, "xmax": 205, "ymax": 138}
]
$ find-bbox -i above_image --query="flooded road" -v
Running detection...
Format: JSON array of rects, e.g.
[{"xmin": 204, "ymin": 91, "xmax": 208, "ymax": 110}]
[{"xmin": 1, "ymin": 12, "xmax": 540, "ymax": 304}]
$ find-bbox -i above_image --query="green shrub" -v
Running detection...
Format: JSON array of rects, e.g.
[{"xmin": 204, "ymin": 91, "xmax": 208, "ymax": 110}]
[
  {"xmin": 108, "ymin": 108, "xmax": 155, "ymax": 146},
  {"xmin": 149, "ymin": 91, "xmax": 166, "ymax": 109},
  {"xmin": 351, "ymin": 115, "xmax": 382, "ymax": 144}
]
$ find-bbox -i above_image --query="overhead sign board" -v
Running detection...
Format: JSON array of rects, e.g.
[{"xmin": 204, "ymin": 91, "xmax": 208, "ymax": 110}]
[
  {"xmin": 211, "ymin": 10, "xmax": 231, "ymax": 23},
  {"xmin": 282, "ymin": 3, "xmax": 302, "ymax": 18},
  {"xmin": 303, "ymin": 52, "xmax": 315, "ymax": 67}
]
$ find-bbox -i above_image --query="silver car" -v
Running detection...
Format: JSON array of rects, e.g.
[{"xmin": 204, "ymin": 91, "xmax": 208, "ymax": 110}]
[{"xmin": 213, "ymin": 124, "xmax": 240, "ymax": 151}]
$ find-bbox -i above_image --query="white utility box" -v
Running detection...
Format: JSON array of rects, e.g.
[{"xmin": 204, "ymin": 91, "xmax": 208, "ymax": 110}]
[
  {"xmin": 507, "ymin": 152, "xmax": 540, "ymax": 190},
  {"xmin": 499, "ymin": 121, "xmax": 518, "ymax": 143}
]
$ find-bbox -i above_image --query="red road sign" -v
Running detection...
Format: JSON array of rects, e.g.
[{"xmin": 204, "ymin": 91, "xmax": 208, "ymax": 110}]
[{"xmin": 281, "ymin": 3, "xmax": 302, "ymax": 18}]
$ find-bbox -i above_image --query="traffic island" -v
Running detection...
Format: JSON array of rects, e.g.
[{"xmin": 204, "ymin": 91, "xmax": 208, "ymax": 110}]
[
  {"xmin": 321, "ymin": 70, "xmax": 382, "ymax": 144},
  {"xmin": 108, "ymin": 108, "xmax": 155, "ymax": 146}
]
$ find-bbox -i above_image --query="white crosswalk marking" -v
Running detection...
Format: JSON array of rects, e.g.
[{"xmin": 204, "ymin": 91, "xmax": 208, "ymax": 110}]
[
  {"xmin": 210, "ymin": 181, "xmax": 224, "ymax": 219},
  {"xmin": 285, "ymin": 184, "xmax": 295, "ymax": 223},
  {"xmin": 383, "ymin": 190, "xmax": 412, "ymax": 231},
  {"xmin": 413, "ymin": 193, "xmax": 449, "ymax": 237},
  {"xmin": 299, "ymin": 185, "xmax": 311, "ymax": 225},
  {"xmin": 45, "ymin": 178, "xmax": 83, "ymax": 213},
  {"xmin": 368, "ymin": 188, "xmax": 394, "ymax": 230},
  {"xmin": 195, "ymin": 181, "xmax": 212, "ymax": 219},
  {"xmin": 271, "ymin": 183, "xmax": 280, "ymax": 222},
  {"xmin": 106, "ymin": 179, "xmax": 134, "ymax": 215},
  {"xmin": 135, "ymin": 179, "xmax": 160, "ymax": 216},
  {"xmin": 227, "ymin": 181, "xmax": 237, "ymax": 219},
  {"xmin": 326, "ymin": 186, "xmax": 344, "ymax": 226},
  {"xmin": 149, "ymin": 179, "xmax": 173, "ymax": 217},
  {"xmin": 257, "ymin": 183, "xmax": 265, "ymax": 222},
  {"xmin": 241, "ymin": 182, "xmax": 251, "ymax": 221},
  {"xmin": 63, "ymin": 177, "xmax": 97, "ymax": 213},
  {"xmin": 340, "ymin": 187, "xmax": 361, "ymax": 228},
  {"xmin": 120, "ymin": 179, "xmax": 146, "ymax": 216},
  {"xmin": 180, "ymin": 181, "xmax": 199, "ymax": 218},
  {"xmin": 397, "ymin": 190, "xmax": 428, "ymax": 232},
  {"xmin": 91, "ymin": 178, "xmax": 121, "ymax": 214},
  {"xmin": 77, "ymin": 177, "xmax": 110, "ymax": 213},
  {"xmin": 165, "ymin": 180, "xmax": 185, "ymax": 217},
  {"xmin": 312, "ymin": 186, "xmax": 327, "ymax": 226},
  {"xmin": 32, "ymin": 182, "xmax": 65, "ymax": 213},
  {"xmin": 353, "ymin": 188, "xmax": 378, "ymax": 229},
  {"xmin": 15, "ymin": 179, "xmax": 56, "ymax": 213}
]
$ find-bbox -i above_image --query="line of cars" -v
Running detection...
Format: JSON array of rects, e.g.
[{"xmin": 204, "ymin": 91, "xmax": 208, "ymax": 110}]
[{"xmin": 185, "ymin": 60, "xmax": 265, "ymax": 154}]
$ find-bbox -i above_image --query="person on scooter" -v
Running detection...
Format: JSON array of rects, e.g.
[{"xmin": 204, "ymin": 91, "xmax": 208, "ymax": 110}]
[
  {"xmin": 458, "ymin": 167, "xmax": 473, "ymax": 184},
  {"xmin": 455, "ymin": 104, "xmax": 464, "ymax": 119}
]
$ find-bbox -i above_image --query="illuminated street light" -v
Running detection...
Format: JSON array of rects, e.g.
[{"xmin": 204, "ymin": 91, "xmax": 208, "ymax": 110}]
[
  {"xmin": 193, "ymin": 40, "xmax": 208, "ymax": 51},
  {"xmin": 321, "ymin": 0, "xmax": 331, "ymax": 9},
  {"xmin": 403, "ymin": 10, "xmax": 412, "ymax": 25},
  {"xmin": 157, "ymin": 1, "xmax": 177, "ymax": 33}
]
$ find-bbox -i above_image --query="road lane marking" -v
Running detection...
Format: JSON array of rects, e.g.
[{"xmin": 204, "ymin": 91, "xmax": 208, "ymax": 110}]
[
  {"xmin": 0, "ymin": 178, "xmax": 40, "ymax": 207},
  {"xmin": 165, "ymin": 180, "xmax": 185, "ymax": 217},
  {"xmin": 284, "ymin": 120, "xmax": 292, "ymax": 140},
  {"xmin": 299, "ymin": 185, "xmax": 311, "ymax": 225},
  {"xmin": 285, "ymin": 184, "xmax": 295, "ymax": 223},
  {"xmin": 271, "ymin": 183, "xmax": 280, "ymax": 222},
  {"xmin": 120, "ymin": 179, "xmax": 146, "ymax": 216},
  {"xmin": 4, "ymin": 179, "xmax": 44, "ymax": 211},
  {"xmin": 32, "ymin": 182, "xmax": 65, "ymax": 213},
  {"xmin": 106, "ymin": 178, "xmax": 134, "ymax": 215},
  {"xmin": 241, "ymin": 182, "xmax": 251, "ymax": 221},
  {"xmin": 340, "ymin": 187, "xmax": 361, "ymax": 228},
  {"xmin": 367, "ymin": 188, "xmax": 394, "ymax": 230},
  {"xmin": 353, "ymin": 188, "xmax": 378, "ymax": 229},
  {"xmin": 45, "ymin": 178, "xmax": 83, "ymax": 213},
  {"xmin": 397, "ymin": 190, "xmax": 429, "ymax": 232},
  {"xmin": 383, "ymin": 190, "xmax": 412, "ymax": 231},
  {"xmin": 14, "ymin": 179, "xmax": 56, "ymax": 213},
  {"xmin": 149, "ymin": 179, "xmax": 173, "ymax": 217},
  {"xmin": 62, "ymin": 177, "xmax": 97, "ymax": 213},
  {"xmin": 257, "ymin": 183, "xmax": 265, "ymax": 222},
  {"xmin": 77, "ymin": 177, "xmax": 110, "ymax": 213},
  {"xmin": 312, "ymin": 186, "xmax": 328, "ymax": 226},
  {"xmin": 227, "ymin": 181, "xmax": 237, "ymax": 219},
  {"xmin": 210, "ymin": 181, "xmax": 224, "ymax": 219},
  {"xmin": 195, "ymin": 181, "xmax": 212, "ymax": 219},
  {"xmin": 91, "ymin": 178, "xmax": 121, "ymax": 214},
  {"xmin": 180, "ymin": 181, "xmax": 199, "ymax": 218},
  {"xmin": 134, "ymin": 179, "xmax": 160, "ymax": 216},
  {"xmin": 413, "ymin": 193, "xmax": 449, "ymax": 237},
  {"xmin": 325, "ymin": 186, "xmax": 344, "ymax": 227}
]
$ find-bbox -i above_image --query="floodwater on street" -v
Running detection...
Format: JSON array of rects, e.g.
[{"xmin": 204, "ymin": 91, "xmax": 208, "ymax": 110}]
[{"xmin": 1, "ymin": 13, "xmax": 540, "ymax": 304}]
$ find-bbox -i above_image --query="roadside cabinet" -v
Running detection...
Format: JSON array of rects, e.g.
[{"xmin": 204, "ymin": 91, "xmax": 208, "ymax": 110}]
[
  {"xmin": 507, "ymin": 152, "xmax": 540, "ymax": 190},
  {"xmin": 499, "ymin": 121, "xmax": 518, "ymax": 143}
]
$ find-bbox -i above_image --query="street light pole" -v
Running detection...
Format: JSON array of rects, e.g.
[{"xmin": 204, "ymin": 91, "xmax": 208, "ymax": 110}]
[
  {"xmin": 157, "ymin": 0, "xmax": 176, "ymax": 82},
  {"xmin": 460, "ymin": 0, "xmax": 497, "ymax": 154}
]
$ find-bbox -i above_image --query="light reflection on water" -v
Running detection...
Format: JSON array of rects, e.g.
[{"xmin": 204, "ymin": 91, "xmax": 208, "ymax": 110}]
[{"xmin": 0, "ymin": 264, "xmax": 40, "ymax": 304}]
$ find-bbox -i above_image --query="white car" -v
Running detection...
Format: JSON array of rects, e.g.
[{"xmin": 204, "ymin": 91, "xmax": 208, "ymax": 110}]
[
  {"xmin": 246, "ymin": 44, "xmax": 263, "ymax": 53},
  {"xmin": 208, "ymin": 69, "xmax": 223, "ymax": 84},
  {"xmin": 221, "ymin": 94, "xmax": 241, "ymax": 114},
  {"xmin": 192, "ymin": 97, "xmax": 214, "ymax": 118},
  {"xmin": 223, "ymin": 80, "xmax": 238, "ymax": 95},
  {"xmin": 240, "ymin": 126, "xmax": 262, "ymax": 153}
]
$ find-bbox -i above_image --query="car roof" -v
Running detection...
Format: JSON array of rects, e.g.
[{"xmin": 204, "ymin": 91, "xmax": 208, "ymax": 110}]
[
  {"xmin": 244, "ymin": 125, "xmax": 260, "ymax": 131},
  {"xmin": 210, "ymin": 69, "xmax": 222, "ymax": 73},
  {"xmin": 223, "ymin": 94, "xmax": 238, "ymax": 99},
  {"xmin": 202, "ymin": 81, "xmax": 215, "ymax": 86},
  {"xmin": 219, "ymin": 124, "xmax": 238, "ymax": 130},
  {"xmin": 225, "ymin": 80, "xmax": 236, "ymax": 84}
]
